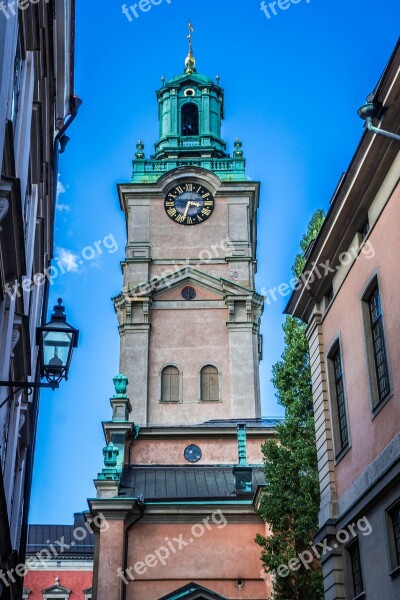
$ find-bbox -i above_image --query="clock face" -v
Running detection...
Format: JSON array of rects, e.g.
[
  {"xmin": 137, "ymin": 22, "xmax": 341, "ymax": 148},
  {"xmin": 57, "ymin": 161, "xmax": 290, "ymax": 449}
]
[
  {"xmin": 184, "ymin": 444, "xmax": 202, "ymax": 463},
  {"xmin": 165, "ymin": 182, "xmax": 215, "ymax": 226}
]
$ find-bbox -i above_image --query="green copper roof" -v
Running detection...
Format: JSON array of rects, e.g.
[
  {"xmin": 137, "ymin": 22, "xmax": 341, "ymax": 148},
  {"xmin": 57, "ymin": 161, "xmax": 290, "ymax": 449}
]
[
  {"xmin": 163, "ymin": 71, "xmax": 213, "ymax": 86},
  {"xmin": 130, "ymin": 38, "xmax": 248, "ymax": 182}
]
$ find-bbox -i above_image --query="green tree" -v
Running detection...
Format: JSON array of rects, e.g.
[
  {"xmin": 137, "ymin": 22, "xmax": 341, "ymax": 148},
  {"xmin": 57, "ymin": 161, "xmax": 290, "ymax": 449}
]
[{"xmin": 256, "ymin": 209, "xmax": 326, "ymax": 600}]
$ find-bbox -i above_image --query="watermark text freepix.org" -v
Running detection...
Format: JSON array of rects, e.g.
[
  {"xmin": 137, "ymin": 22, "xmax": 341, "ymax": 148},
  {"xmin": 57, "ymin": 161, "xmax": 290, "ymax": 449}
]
[
  {"xmin": 261, "ymin": 516, "xmax": 372, "ymax": 582},
  {"xmin": 4, "ymin": 233, "xmax": 118, "ymax": 301},
  {"xmin": 0, "ymin": 514, "xmax": 108, "ymax": 589},
  {"xmin": 0, "ymin": 0, "xmax": 49, "ymax": 19},
  {"xmin": 262, "ymin": 239, "xmax": 375, "ymax": 306},
  {"xmin": 122, "ymin": 0, "xmax": 171, "ymax": 22},
  {"xmin": 117, "ymin": 510, "xmax": 227, "ymax": 583},
  {"xmin": 261, "ymin": 0, "xmax": 311, "ymax": 20}
]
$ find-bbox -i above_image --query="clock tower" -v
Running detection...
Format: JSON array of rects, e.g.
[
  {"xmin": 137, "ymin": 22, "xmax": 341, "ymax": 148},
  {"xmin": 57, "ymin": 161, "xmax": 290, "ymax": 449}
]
[
  {"xmin": 114, "ymin": 34, "xmax": 263, "ymax": 428},
  {"xmin": 89, "ymin": 29, "xmax": 277, "ymax": 600}
]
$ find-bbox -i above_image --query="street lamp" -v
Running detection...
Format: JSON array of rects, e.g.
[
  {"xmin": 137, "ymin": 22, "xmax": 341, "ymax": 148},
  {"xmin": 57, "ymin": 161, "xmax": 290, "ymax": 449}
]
[
  {"xmin": 0, "ymin": 299, "xmax": 79, "ymax": 404},
  {"xmin": 36, "ymin": 298, "xmax": 79, "ymax": 385}
]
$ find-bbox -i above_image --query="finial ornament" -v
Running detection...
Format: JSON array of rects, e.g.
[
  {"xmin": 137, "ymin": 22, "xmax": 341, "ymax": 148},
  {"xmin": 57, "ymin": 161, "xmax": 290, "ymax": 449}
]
[
  {"xmin": 185, "ymin": 22, "xmax": 196, "ymax": 74},
  {"xmin": 135, "ymin": 140, "xmax": 145, "ymax": 159},
  {"xmin": 234, "ymin": 138, "xmax": 244, "ymax": 158}
]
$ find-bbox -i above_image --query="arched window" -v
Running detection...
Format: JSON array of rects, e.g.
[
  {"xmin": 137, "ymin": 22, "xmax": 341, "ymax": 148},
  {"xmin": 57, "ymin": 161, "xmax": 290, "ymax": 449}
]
[
  {"xmin": 161, "ymin": 366, "xmax": 180, "ymax": 402},
  {"xmin": 201, "ymin": 365, "xmax": 219, "ymax": 402},
  {"xmin": 181, "ymin": 103, "xmax": 199, "ymax": 136}
]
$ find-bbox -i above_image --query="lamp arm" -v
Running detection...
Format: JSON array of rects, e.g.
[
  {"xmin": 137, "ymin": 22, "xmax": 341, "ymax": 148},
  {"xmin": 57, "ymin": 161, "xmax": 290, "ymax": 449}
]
[{"xmin": 0, "ymin": 381, "xmax": 59, "ymax": 409}]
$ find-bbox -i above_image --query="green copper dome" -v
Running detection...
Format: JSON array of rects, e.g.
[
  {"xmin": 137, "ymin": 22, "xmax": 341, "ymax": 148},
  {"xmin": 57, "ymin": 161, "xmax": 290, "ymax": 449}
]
[{"xmin": 131, "ymin": 27, "xmax": 247, "ymax": 183}]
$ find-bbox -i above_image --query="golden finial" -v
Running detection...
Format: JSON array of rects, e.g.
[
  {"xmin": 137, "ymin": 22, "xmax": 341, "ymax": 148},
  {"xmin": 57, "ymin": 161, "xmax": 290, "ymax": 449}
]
[{"xmin": 185, "ymin": 22, "xmax": 196, "ymax": 74}]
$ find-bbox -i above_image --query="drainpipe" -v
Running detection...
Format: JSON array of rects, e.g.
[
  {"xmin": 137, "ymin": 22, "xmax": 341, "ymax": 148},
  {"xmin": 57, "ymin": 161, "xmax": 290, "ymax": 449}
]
[
  {"xmin": 358, "ymin": 102, "xmax": 400, "ymax": 143},
  {"xmin": 53, "ymin": 94, "xmax": 83, "ymax": 204},
  {"xmin": 128, "ymin": 426, "xmax": 140, "ymax": 466},
  {"xmin": 122, "ymin": 498, "xmax": 145, "ymax": 600}
]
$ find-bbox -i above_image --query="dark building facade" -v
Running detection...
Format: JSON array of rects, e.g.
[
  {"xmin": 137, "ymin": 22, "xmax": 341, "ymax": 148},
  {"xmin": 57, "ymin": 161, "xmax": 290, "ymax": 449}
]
[{"xmin": 0, "ymin": 2, "xmax": 77, "ymax": 598}]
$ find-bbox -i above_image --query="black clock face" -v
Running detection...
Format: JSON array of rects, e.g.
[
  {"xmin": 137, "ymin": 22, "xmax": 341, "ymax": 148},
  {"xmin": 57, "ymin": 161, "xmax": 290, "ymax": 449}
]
[
  {"xmin": 165, "ymin": 182, "xmax": 215, "ymax": 226},
  {"xmin": 184, "ymin": 444, "xmax": 202, "ymax": 463}
]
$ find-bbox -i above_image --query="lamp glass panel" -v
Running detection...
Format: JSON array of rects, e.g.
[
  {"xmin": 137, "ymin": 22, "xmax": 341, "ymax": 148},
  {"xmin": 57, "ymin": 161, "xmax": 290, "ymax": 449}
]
[{"xmin": 43, "ymin": 330, "xmax": 72, "ymax": 368}]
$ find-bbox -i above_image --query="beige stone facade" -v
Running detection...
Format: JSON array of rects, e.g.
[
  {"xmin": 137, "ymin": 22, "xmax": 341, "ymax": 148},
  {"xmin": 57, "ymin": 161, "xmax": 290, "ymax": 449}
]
[{"xmin": 115, "ymin": 171, "xmax": 263, "ymax": 426}]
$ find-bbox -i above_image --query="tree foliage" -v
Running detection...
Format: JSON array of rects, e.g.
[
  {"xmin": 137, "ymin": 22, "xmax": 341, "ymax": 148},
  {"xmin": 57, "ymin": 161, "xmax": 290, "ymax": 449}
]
[{"xmin": 256, "ymin": 209, "xmax": 326, "ymax": 600}]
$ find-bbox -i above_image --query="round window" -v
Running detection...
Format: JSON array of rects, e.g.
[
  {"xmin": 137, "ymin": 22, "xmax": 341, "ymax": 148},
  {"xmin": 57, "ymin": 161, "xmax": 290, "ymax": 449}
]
[
  {"xmin": 181, "ymin": 286, "xmax": 197, "ymax": 300},
  {"xmin": 184, "ymin": 444, "xmax": 202, "ymax": 463}
]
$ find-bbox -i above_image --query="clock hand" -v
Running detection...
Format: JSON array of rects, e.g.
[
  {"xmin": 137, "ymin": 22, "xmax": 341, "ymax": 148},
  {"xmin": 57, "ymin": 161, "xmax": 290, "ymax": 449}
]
[{"xmin": 183, "ymin": 201, "xmax": 191, "ymax": 219}]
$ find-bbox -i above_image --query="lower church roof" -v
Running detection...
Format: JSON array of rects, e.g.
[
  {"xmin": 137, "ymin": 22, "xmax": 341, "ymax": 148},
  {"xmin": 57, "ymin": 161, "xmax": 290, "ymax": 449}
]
[{"xmin": 118, "ymin": 465, "xmax": 265, "ymax": 501}]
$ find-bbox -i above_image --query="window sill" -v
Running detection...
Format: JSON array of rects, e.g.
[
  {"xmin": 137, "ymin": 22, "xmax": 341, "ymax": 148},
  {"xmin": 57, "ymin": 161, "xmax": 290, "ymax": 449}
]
[
  {"xmin": 334, "ymin": 443, "xmax": 351, "ymax": 465},
  {"xmin": 389, "ymin": 565, "xmax": 400, "ymax": 578},
  {"xmin": 352, "ymin": 593, "xmax": 366, "ymax": 600},
  {"xmin": 159, "ymin": 400, "xmax": 182, "ymax": 404},
  {"xmin": 198, "ymin": 399, "xmax": 222, "ymax": 403},
  {"xmin": 371, "ymin": 390, "xmax": 394, "ymax": 420}
]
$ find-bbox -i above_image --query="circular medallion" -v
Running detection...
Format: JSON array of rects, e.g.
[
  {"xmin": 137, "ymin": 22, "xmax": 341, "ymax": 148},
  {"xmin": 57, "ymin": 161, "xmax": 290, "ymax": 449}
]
[{"xmin": 184, "ymin": 444, "xmax": 202, "ymax": 463}]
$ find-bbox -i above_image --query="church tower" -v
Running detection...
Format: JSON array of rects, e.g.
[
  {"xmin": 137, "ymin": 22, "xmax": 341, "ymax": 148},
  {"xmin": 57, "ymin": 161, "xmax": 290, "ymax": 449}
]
[
  {"xmin": 114, "ymin": 30, "xmax": 263, "ymax": 427},
  {"xmin": 88, "ymin": 28, "xmax": 277, "ymax": 600}
]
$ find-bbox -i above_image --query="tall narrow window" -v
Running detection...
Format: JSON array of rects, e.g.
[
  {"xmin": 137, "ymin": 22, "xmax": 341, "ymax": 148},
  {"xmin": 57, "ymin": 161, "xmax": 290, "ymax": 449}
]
[
  {"xmin": 161, "ymin": 366, "xmax": 180, "ymax": 402},
  {"xmin": 348, "ymin": 541, "xmax": 364, "ymax": 597},
  {"xmin": 181, "ymin": 103, "xmax": 199, "ymax": 136},
  {"xmin": 332, "ymin": 347, "xmax": 349, "ymax": 452},
  {"xmin": 389, "ymin": 503, "xmax": 400, "ymax": 567},
  {"xmin": 201, "ymin": 365, "xmax": 219, "ymax": 402},
  {"xmin": 11, "ymin": 37, "xmax": 23, "ymax": 127},
  {"xmin": 360, "ymin": 219, "xmax": 370, "ymax": 241},
  {"xmin": 368, "ymin": 285, "xmax": 390, "ymax": 404}
]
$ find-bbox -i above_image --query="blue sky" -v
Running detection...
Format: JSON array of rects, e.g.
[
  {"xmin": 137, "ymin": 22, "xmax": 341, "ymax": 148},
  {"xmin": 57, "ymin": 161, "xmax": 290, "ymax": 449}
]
[{"xmin": 29, "ymin": 0, "xmax": 399, "ymax": 523}]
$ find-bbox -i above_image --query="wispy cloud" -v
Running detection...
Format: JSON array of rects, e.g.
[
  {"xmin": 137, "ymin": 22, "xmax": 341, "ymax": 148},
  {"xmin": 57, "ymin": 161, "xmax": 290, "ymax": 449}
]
[
  {"xmin": 56, "ymin": 247, "xmax": 79, "ymax": 272},
  {"xmin": 56, "ymin": 202, "xmax": 71, "ymax": 213},
  {"xmin": 56, "ymin": 176, "xmax": 71, "ymax": 212}
]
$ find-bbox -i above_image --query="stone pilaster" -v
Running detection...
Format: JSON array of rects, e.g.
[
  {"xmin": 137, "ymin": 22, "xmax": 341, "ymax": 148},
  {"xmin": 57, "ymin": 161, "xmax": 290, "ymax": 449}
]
[
  {"xmin": 306, "ymin": 310, "xmax": 338, "ymax": 526},
  {"xmin": 88, "ymin": 501, "xmax": 142, "ymax": 600}
]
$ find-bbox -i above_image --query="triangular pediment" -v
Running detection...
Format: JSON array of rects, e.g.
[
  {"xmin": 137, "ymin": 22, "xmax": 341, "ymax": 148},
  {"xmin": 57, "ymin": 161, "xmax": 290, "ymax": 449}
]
[
  {"xmin": 42, "ymin": 582, "xmax": 71, "ymax": 595},
  {"xmin": 133, "ymin": 266, "xmax": 256, "ymax": 301},
  {"xmin": 158, "ymin": 581, "xmax": 227, "ymax": 600}
]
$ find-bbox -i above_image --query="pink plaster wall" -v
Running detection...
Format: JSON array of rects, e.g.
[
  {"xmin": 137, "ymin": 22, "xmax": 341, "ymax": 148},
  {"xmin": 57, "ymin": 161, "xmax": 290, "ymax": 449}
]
[
  {"xmin": 95, "ymin": 521, "xmax": 125, "ymax": 600},
  {"xmin": 147, "ymin": 306, "xmax": 232, "ymax": 425},
  {"xmin": 322, "ymin": 184, "xmax": 400, "ymax": 499},
  {"xmin": 155, "ymin": 285, "xmax": 222, "ymax": 302},
  {"xmin": 130, "ymin": 437, "xmax": 267, "ymax": 466},
  {"xmin": 125, "ymin": 521, "xmax": 270, "ymax": 600}
]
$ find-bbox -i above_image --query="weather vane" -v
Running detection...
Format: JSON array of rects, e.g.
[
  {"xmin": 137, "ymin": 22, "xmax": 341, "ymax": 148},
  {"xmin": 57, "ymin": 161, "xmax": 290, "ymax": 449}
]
[
  {"xmin": 185, "ymin": 22, "xmax": 196, "ymax": 74},
  {"xmin": 187, "ymin": 22, "xmax": 194, "ymax": 53}
]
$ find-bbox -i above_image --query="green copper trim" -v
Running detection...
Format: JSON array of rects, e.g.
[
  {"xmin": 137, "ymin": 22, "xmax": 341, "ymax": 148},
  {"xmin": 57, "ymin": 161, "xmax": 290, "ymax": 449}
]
[
  {"xmin": 132, "ymin": 156, "xmax": 247, "ymax": 183},
  {"xmin": 113, "ymin": 373, "xmax": 128, "ymax": 397},
  {"xmin": 97, "ymin": 442, "xmax": 120, "ymax": 481},
  {"xmin": 237, "ymin": 423, "xmax": 248, "ymax": 467},
  {"xmin": 114, "ymin": 498, "xmax": 254, "ymax": 505}
]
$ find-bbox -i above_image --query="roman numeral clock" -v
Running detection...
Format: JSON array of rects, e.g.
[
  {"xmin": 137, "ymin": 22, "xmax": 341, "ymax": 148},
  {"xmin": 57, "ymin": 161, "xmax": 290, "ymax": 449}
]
[{"xmin": 164, "ymin": 182, "xmax": 215, "ymax": 226}]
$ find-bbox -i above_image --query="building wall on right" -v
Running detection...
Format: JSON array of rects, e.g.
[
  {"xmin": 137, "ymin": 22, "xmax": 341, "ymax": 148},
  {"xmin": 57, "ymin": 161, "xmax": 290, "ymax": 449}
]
[
  {"xmin": 287, "ymin": 38, "xmax": 400, "ymax": 600},
  {"xmin": 322, "ymin": 168, "xmax": 400, "ymax": 501}
]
